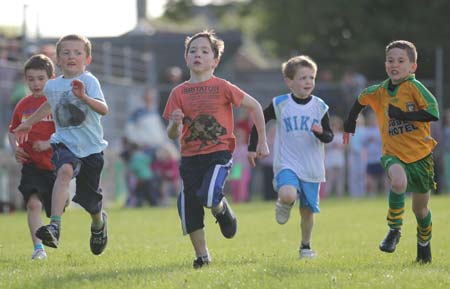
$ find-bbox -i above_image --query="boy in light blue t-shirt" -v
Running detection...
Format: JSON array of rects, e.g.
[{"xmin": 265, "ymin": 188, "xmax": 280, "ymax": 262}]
[{"xmin": 15, "ymin": 34, "xmax": 109, "ymax": 256}]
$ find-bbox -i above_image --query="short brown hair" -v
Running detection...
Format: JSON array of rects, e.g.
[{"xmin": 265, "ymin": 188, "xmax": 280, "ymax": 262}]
[
  {"xmin": 184, "ymin": 30, "xmax": 224, "ymax": 59},
  {"xmin": 24, "ymin": 54, "xmax": 55, "ymax": 78},
  {"xmin": 56, "ymin": 34, "xmax": 92, "ymax": 57},
  {"xmin": 386, "ymin": 40, "xmax": 417, "ymax": 63},
  {"xmin": 282, "ymin": 55, "xmax": 317, "ymax": 79}
]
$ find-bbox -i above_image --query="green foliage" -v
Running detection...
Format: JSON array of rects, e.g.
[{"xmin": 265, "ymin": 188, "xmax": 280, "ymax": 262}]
[{"xmin": 1, "ymin": 196, "xmax": 450, "ymax": 288}]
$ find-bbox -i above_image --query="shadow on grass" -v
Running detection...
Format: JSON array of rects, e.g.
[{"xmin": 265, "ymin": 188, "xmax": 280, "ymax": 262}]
[{"xmin": 15, "ymin": 262, "xmax": 189, "ymax": 289}]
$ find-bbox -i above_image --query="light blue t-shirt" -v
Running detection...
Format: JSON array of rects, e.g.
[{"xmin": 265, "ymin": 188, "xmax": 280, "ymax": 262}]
[{"xmin": 44, "ymin": 71, "xmax": 108, "ymax": 157}]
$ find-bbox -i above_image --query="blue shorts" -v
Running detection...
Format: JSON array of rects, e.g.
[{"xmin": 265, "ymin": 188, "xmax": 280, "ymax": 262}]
[
  {"xmin": 275, "ymin": 169, "xmax": 320, "ymax": 213},
  {"xmin": 178, "ymin": 150, "xmax": 232, "ymax": 235},
  {"xmin": 51, "ymin": 143, "xmax": 104, "ymax": 214}
]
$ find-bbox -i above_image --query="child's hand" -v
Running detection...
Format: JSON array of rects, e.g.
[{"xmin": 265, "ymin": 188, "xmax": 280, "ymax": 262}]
[
  {"xmin": 343, "ymin": 132, "xmax": 351, "ymax": 144},
  {"xmin": 170, "ymin": 109, "xmax": 184, "ymax": 125},
  {"xmin": 71, "ymin": 79, "xmax": 87, "ymax": 100},
  {"xmin": 311, "ymin": 124, "xmax": 323, "ymax": 134},
  {"xmin": 13, "ymin": 123, "xmax": 32, "ymax": 144},
  {"xmin": 249, "ymin": 141, "xmax": 270, "ymax": 168},
  {"xmin": 14, "ymin": 147, "xmax": 30, "ymax": 163},
  {"xmin": 247, "ymin": 151, "xmax": 257, "ymax": 167},
  {"xmin": 32, "ymin": 140, "xmax": 51, "ymax": 152}
]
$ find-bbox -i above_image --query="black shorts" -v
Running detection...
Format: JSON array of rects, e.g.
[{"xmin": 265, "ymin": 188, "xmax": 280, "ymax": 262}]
[
  {"xmin": 178, "ymin": 150, "xmax": 232, "ymax": 235},
  {"xmin": 51, "ymin": 143, "xmax": 104, "ymax": 214},
  {"xmin": 18, "ymin": 163, "xmax": 55, "ymax": 218}
]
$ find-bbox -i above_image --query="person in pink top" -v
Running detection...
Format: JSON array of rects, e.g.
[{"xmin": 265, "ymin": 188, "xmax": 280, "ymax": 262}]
[{"xmin": 163, "ymin": 30, "xmax": 269, "ymax": 269}]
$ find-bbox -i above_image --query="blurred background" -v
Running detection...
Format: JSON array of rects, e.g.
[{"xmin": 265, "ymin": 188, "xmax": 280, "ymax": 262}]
[{"xmin": 0, "ymin": 0, "xmax": 449, "ymax": 212}]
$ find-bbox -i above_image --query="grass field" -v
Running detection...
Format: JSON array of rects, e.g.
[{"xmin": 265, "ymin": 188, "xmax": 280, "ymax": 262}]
[{"xmin": 1, "ymin": 195, "xmax": 450, "ymax": 289}]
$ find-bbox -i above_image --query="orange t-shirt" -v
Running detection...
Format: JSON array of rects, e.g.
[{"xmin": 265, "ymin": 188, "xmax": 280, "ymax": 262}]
[
  {"xmin": 163, "ymin": 76, "xmax": 245, "ymax": 157},
  {"xmin": 358, "ymin": 75, "xmax": 439, "ymax": 163}
]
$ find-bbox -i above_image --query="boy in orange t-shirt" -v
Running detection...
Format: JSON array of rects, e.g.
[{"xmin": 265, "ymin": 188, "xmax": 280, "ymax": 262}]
[{"xmin": 163, "ymin": 30, "xmax": 269, "ymax": 269}]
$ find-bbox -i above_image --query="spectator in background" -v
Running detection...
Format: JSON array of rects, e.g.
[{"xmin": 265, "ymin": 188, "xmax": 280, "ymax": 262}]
[
  {"xmin": 158, "ymin": 66, "xmax": 184, "ymax": 114},
  {"xmin": 228, "ymin": 127, "xmax": 252, "ymax": 203},
  {"xmin": 125, "ymin": 87, "xmax": 169, "ymax": 153},
  {"xmin": 324, "ymin": 115, "xmax": 346, "ymax": 198},
  {"xmin": 443, "ymin": 109, "xmax": 450, "ymax": 194},
  {"xmin": 360, "ymin": 110, "xmax": 387, "ymax": 196},
  {"xmin": 347, "ymin": 114, "xmax": 367, "ymax": 198},
  {"xmin": 152, "ymin": 142, "xmax": 181, "ymax": 206}
]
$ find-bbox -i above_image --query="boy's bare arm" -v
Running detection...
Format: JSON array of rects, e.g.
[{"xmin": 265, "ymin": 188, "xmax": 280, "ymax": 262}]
[
  {"xmin": 167, "ymin": 109, "xmax": 184, "ymax": 140},
  {"xmin": 240, "ymin": 94, "xmax": 269, "ymax": 163},
  {"xmin": 72, "ymin": 79, "xmax": 109, "ymax": 115}
]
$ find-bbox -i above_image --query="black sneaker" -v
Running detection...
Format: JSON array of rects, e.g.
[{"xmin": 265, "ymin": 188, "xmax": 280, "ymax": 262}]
[
  {"xmin": 36, "ymin": 224, "xmax": 60, "ymax": 248},
  {"xmin": 214, "ymin": 198, "xmax": 237, "ymax": 239},
  {"xmin": 379, "ymin": 228, "xmax": 401, "ymax": 253},
  {"xmin": 193, "ymin": 257, "xmax": 210, "ymax": 269},
  {"xmin": 416, "ymin": 242, "xmax": 432, "ymax": 264},
  {"xmin": 90, "ymin": 211, "xmax": 108, "ymax": 255}
]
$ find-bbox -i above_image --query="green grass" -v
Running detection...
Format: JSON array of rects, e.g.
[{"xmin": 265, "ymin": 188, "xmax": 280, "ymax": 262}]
[{"xmin": 1, "ymin": 195, "xmax": 450, "ymax": 289}]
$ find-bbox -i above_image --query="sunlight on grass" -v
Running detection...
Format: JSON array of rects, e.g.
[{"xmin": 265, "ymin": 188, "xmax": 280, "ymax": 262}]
[{"xmin": 0, "ymin": 195, "xmax": 449, "ymax": 289}]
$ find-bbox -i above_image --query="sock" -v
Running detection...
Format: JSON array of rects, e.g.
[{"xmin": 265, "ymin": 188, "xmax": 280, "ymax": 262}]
[
  {"xmin": 300, "ymin": 242, "xmax": 311, "ymax": 250},
  {"xmin": 91, "ymin": 216, "xmax": 104, "ymax": 230},
  {"xmin": 416, "ymin": 210, "xmax": 432, "ymax": 245},
  {"xmin": 34, "ymin": 243, "xmax": 44, "ymax": 251},
  {"xmin": 50, "ymin": 215, "xmax": 61, "ymax": 228},
  {"xmin": 387, "ymin": 190, "xmax": 404, "ymax": 229},
  {"xmin": 196, "ymin": 250, "xmax": 211, "ymax": 262}
]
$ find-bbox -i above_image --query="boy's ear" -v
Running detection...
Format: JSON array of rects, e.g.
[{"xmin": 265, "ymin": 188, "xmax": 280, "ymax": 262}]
[
  {"xmin": 411, "ymin": 62, "xmax": 418, "ymax": 73},
  {"xmin": 85, "ymin": 55, "xmax": 92, "ymax": 65}
]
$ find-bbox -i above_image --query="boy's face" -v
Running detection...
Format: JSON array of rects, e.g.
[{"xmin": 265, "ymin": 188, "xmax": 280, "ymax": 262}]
[
  {"xmin": 57, "ymin": 40, "xmax": 91, "ymax": 78},
  {"xmin": 284, "ymin": 66, "xmax": 316, "ymax": 99},
  {"xmin": 185, "ymin": 37, "xmax": 219, "ymax": 76},
  {"xmin": 385, "ymin": 48, "xmax": 417, "ymax": 84},
  {"xmin": 25, "ymin": 69, "xmax": 50, "ymax": 97}
]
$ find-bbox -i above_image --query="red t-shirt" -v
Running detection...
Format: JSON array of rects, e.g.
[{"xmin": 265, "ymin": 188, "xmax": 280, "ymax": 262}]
[
  {"xmin": 9, "ymin": 95, "xmax": 55, "ymax": 170},
  {"xmin": 163, "ymin": 77, "xmax": 245, "ymax": 157}
]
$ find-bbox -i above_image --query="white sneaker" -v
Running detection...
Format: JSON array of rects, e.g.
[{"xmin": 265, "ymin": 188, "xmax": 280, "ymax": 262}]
[
  {"xmin": 275, "ymin": 200, "xmax": 294, "ymax": 224},
  {"xmin": 299, "ymin": 248, "xmax": 317, "ymax": 259},
  {"xmin": 31, "ymin": 249, "xmax": 47, "ymax": 260}
]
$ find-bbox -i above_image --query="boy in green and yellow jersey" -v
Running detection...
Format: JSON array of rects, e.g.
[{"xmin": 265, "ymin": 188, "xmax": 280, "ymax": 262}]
[{"xmin": 343, "ymin": 40, "xmax": 439, "ymax": 263}]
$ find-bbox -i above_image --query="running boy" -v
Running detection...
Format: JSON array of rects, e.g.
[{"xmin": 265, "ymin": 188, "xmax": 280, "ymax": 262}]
[
  {"xmin": 248, "ymin": 55, "xmax": 333, "ymax": 258},
  {"xmin": 163, "ymin": 30, "xmax": 269, "ymax": 269},
  {"xmin": 8, "ymin": 54, "xmax": 56, "ymax": 259},
  {"xmin": 14, "ymin": 34, "xmax": 109, "ymax": 255},
  {"xmin": 343, "ymin": 40, "xmax": 439, "ymax": 263}
]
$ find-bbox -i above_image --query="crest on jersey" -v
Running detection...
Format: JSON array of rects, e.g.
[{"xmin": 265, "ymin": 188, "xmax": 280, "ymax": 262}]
[{"xmin": 406, "ymin": 102, "xmax": 415, "ymax": 112}]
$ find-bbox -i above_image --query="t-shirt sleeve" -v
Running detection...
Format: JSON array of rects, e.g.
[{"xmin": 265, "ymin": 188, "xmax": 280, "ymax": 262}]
[
  {"xmin": 224, "ymin": 81, "xmax": 246, "ymax": 107},
  {"xmin": 8, "ymin": 101, "xmax": 22, "ymax": 132},
  {"xmin": 162, "ymin": 88, "xmax": 180, "ymax": 120}
]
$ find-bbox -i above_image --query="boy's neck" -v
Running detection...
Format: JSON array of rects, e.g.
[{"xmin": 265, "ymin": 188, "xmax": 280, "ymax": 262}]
[
  {"xmin": 62, "ymin": 70, "xmax": 85, "ymax": 79},
  {"xmin": 188, "ymin": 72, "xmax": 214, "ymax": 83}
]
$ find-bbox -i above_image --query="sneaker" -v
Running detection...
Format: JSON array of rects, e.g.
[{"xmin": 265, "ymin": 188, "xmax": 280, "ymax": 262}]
[
  {"xmin": 416, "ymin": 242, "xmax": 432, "ymax": 264},
  {"xmin": 214, "ymin": 198, "xmax": 237, "ymax": 239},
  {"xmin": 193, "ymin": 257, "xmax": 210, "ymax": 269},
  {"xmin": 379, "ymin": 228, "xmax": 401, "ymax": 253},
  {"xmin": 90, "ymin": 211, "xmax": 108, "ymax": 255},
  {"xmin": 31, "ymin": 249, "xmax": 47, "ymax": 260},
  {"xmin": 299, "ymin": 248, "xmax": 317, "ymax": 259},
  {"xmin": 275, "ymin": 200, "xmax": 294, "ymax": 225},
  {"xmin": 35, "ymin": 224, "xmax": 60, "ymax": 248}
]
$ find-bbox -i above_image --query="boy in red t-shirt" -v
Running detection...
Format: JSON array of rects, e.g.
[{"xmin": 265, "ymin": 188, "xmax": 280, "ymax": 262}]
[
  {"xmin": 163, "ymin": 30, "xmax": 269, "ymax": 269},
  {"xmin": 8, "ymin": 54, "xmax": 56, "ymax": 260}
]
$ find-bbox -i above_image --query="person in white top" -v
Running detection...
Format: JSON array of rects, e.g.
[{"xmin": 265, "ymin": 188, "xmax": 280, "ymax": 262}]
[{"xmin": 248, "ymin": 55, "xmax": 334, "ymax": 258}]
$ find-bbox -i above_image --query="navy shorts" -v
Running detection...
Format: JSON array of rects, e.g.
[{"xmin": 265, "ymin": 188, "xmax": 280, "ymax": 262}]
[
  {"xmin": 18, "ymin": 163, "xmax": 55, "ymax": 218},
  {"xmin": 51, "ymin": 143, "xmax": 104, "ymax": 214},
  {"xmin": 178, "ymin": 150, "xmax": 232, "ymax": 235}
]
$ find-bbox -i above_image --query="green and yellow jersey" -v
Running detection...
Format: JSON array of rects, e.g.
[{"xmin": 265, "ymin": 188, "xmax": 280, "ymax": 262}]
[{"xmin": 358, "ymin": 74, "xmax": 439, "ymax": 163}]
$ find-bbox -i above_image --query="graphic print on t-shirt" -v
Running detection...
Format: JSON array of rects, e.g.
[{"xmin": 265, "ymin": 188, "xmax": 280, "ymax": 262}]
[
  {"xmin": 183, "ymin": 114, "xmax": 227, "ymax": 150},
  {"xmin": 54, "ymin": 90, "xmax": 87, "ymax": 127}
]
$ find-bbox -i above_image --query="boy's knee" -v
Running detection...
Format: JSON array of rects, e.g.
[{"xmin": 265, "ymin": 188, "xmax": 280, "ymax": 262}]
[
  {"xmin": 57, "ymin": 164, "xmax": 74, "ymax": 180},
  {"xmin": 26, "ymin": 196, "xmax": 42, "ymax": 211}
]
